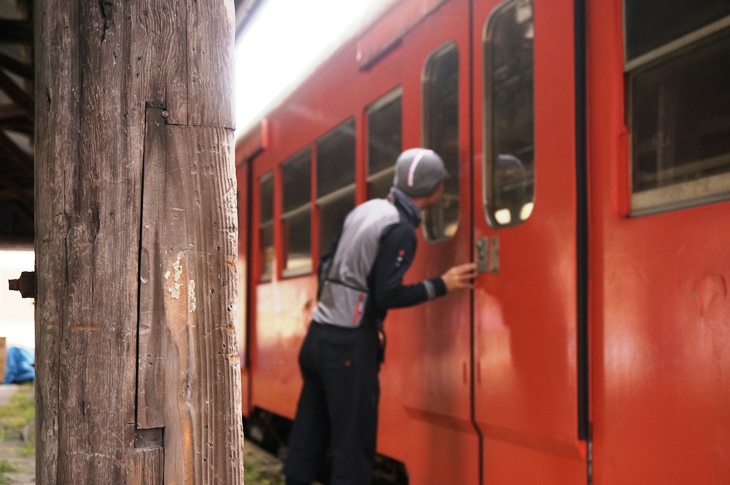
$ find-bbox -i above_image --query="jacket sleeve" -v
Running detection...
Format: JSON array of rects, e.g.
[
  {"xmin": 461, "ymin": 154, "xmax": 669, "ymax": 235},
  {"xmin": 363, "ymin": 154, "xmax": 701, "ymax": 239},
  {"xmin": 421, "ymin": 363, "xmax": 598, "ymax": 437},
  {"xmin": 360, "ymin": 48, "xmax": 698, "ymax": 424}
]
[{"xmin": 369, "ymin": 223, "xmax": 447, "ymax": 311}]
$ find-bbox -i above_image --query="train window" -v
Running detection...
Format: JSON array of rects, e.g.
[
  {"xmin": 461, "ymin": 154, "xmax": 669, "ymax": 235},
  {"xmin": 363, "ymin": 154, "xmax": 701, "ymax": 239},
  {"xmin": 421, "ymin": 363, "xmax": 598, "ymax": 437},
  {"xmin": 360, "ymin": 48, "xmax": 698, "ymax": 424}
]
[
  {"xmin": 423, "ymin": 42, "xmax": 460, "ymax": 241},
  {"xmin": 626, "ymin": 4, "xmax": 730, "ymax": 213},
  {"xmin": 258, "ymin": 172, "xmax": 274, "ymax": 282},
  {"xmin": 483, "ymin": 0, "xmax": 535, "ymax": 228},
  {"xmin": 625, "ymin": 0, "xmax": 730, "ymax": 62},
  {"xmin": 316, "ymin": 118, "xmax": 356, "ymax": 255},
  {"xmin": 281, "ymin": 148, "xmax": 312, "ymax": 277},
  {"xmin": 367, "ymin": 89, "xmax": 402, "ymax": 199}
]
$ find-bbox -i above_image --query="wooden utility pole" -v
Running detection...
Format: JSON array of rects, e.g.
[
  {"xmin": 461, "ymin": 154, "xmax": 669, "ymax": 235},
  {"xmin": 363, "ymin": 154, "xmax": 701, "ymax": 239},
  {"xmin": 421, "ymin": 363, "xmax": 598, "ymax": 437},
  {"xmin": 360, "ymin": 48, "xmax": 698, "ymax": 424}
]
[{"xmin": 34, "ymin": 1, "xmax": 243, "ymax": 483}]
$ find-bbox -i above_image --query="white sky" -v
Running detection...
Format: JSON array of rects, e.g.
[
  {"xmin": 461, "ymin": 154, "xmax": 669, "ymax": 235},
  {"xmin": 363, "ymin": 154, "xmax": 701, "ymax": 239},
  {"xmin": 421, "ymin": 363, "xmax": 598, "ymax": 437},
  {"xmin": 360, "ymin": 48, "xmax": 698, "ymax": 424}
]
[{"xmin": 234, "ymin": 0, "xmax": 392, "ymax": 136}]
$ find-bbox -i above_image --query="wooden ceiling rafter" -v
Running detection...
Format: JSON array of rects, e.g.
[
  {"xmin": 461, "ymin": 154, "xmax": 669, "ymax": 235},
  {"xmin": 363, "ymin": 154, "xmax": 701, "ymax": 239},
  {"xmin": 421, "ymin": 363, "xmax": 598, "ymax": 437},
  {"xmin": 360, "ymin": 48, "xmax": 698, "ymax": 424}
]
[
  {"xmin": 0, "ymin": 52, "xmax": 33, "ymax": 79},
  {"xmin": 0, "ymin": 19, "xmax": 32, "ymax": 43},
  {"xmin": 0, "ymin": 123, "xmax": 33, "ymax": 221},
  {"xmin": 0, "ymin": 2, "xmax": 34, "ymax": 237},
  {"xmin": 0, "ymin": 129, "xmax": 32, "ymax": 172},
  {"xmin": 0, "ymin": 67, "xmax": 33, "ymax": 116},
  {"xmin": 0, "ymin": 104, "xmax": 25, "ymax": 119},
  {"xmin": 0, "ymin": 102, "xmax": 32, "ymax": 136},
  {"xmin": 0, "ymin": 119, "xmax": 32, "ymax": 135},
  {"xmin": 0, "ymin": 184, "xmax": 31, "ymax": 198},
  {"xmin": 0, "ymin": 181, "xmax": 33, "ymax": 226}
]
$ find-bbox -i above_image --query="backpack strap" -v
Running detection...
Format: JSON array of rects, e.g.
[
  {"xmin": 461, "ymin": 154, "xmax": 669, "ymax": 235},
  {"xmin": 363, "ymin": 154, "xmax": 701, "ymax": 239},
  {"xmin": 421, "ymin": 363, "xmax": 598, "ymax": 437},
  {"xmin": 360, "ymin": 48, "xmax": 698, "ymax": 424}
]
[{"xmin": 317, "ymin": 228, "xmax": 342, "ymax": 299}]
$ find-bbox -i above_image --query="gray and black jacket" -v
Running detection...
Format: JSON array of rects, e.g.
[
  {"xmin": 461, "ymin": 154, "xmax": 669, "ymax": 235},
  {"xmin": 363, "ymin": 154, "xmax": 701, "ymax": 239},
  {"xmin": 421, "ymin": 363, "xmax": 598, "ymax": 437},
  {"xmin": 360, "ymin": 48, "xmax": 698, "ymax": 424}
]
[{"xmin": 312, "ymin": 187, "xmax": 446, "ymax": 329}]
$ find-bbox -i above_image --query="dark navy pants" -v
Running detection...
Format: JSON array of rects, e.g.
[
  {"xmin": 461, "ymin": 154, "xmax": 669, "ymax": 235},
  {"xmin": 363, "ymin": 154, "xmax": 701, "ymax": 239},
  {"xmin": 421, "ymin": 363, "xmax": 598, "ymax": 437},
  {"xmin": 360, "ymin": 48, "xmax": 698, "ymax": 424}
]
[{"xmin": 283, "ymin": 322, "xmax": 381, "ymax": 485}]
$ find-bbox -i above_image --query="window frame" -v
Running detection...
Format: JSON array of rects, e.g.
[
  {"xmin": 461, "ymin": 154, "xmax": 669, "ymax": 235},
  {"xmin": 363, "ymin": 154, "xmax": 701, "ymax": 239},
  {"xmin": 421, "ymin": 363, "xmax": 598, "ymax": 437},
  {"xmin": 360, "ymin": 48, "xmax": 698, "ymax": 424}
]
[
  {"xmin": 316, "ymin": 118, "xmax": 357, "ymax": 256},
  {"xmin": 624, "ymin": 4, "xmax": 730, "ymax": 215},
  {"xmin": 280, "ymin": 147, "xmax": 313, "ymax": 278},
  {"xmin": 366, "ymin": 87, "xmax": 403, "ymax": 200},
  {"xmin": 482, "ymin": 0, "xmax": 536, "ymax": 229},
  {"xmin": 421, "ymin": 40, "xmax": 461, "ymax": 242},
  {"xmin": 623, "ymin": 4, "xmax": 730, "ymax": 71}
]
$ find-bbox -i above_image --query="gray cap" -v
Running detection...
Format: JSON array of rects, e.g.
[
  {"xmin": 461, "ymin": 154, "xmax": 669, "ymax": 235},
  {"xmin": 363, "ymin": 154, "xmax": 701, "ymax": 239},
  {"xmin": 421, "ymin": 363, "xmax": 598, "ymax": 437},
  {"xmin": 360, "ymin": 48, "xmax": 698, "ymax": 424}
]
[{"xmin": 393, "ymin": 148, "xmax": 448, "ymax": 198}]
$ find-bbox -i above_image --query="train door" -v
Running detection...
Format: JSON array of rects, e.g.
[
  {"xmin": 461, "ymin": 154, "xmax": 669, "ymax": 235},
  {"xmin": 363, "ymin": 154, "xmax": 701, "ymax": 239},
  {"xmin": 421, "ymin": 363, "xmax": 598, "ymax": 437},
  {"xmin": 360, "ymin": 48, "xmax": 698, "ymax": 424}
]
[
  {"xmin": 588, "ymin": 1, "xmax": 730, "ymax": 483},
  {"xmin": 471, "ymin": 0, "xmax": 587, "ymax": 482},
  {"xmin": 374, "ymin": 1, "xmax": 480, "ymax": 483}
]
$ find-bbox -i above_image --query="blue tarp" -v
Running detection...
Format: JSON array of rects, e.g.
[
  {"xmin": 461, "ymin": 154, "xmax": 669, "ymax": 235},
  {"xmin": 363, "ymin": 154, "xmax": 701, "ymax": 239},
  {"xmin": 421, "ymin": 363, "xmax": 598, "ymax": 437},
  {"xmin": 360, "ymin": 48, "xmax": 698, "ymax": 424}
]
[{"xmin": 4, "ymin": 346, "xmax": 34, "ymax": 384}]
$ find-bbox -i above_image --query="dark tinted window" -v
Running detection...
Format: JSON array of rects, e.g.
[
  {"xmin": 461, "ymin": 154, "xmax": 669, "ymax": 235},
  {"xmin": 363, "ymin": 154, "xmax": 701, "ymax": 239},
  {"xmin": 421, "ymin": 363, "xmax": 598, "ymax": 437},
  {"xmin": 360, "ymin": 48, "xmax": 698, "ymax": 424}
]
[
  {"xmin": 317, "ymin": 118, "xmax": 356, "ymax": 198},
  {"xmin": 282, "ymin": 211, "xmax": 311, "ymax": 275},
  {"xmin": 423, "ymin": 42, "xmax": 460, "ymax": 240},
  {"xmin": 630, "ymin": 31, "xmax": 730, "ymax": 212},
  {"xmin": 282, "ymin": 149, "xmax": 311, "ymax": 212},
  {"xmin": 281, "ymin": 149, "xmax": 312, "ymax": 275},
  {"xmin": 484, "ymin": 0, "xmax": 535, "ymax": 227},
  {"xmin": 626, "ymin": 3, "xmax": 730, "ymax": 213},
  {"xmin": 318, "ymin": 193, "xmax": 355, "ymax": 256},
  {"xmin": 625, "ymin": 0, "xmax": 730, "ymax": 60},
  {"xmin": 367, "ymin": 90, "xmax": 402, "ymax": 199},
  {"xmin": 316, "ymin": 118, "xmax": 357, "ymax": 255}
]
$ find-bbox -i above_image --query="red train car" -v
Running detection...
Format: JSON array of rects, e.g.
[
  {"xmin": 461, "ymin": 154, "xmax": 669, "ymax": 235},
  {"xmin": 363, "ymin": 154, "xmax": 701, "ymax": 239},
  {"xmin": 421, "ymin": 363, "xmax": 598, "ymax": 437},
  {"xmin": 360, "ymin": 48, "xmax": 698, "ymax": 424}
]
[{"xmin": 235, "ymin": 0, "xmax": 730, "ymax": 483}]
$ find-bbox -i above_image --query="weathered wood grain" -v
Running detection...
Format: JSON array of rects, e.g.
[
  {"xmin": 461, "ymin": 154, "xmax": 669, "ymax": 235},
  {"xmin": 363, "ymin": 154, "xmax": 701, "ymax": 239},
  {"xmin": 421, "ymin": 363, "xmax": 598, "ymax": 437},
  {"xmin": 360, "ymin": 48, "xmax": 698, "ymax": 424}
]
[
  {"xmin": 137, "ymin": 107, "xmax": 168, "ymax": 430},
  {"xmin": 35, "ymin": 0, "xmax": 243, "ymax": 482},
  {"xmin": 34, "ymin": 4, "xmax": 74, "ymax": 481},
  {"xmin": 131, "ymin": 0, "xmax": 189, "ymax": 126},
  {"xmin": 131, "ymin": 448, "xmax": 164, "ymax": 484},
  {"xmin": 151, "ymin": 125, "xmax": 242, "ymax": 483},
  {"xmin": 130, "ymin": 0, "xmax": 235, "ymax": 128},
  {"xmin": 36, "ymin": 1, "xmax": 127, "ymax": 483},
  {"xmin": 186, "ymin": 0, "xmax": 236, "ymax": 128},
  {"xmin": 137, "ymin": 111, "xmax": 243, "ymax": 483},
  {"xmin": 36, "ymin": 0, "xmax": 140, "ymax": 482}
]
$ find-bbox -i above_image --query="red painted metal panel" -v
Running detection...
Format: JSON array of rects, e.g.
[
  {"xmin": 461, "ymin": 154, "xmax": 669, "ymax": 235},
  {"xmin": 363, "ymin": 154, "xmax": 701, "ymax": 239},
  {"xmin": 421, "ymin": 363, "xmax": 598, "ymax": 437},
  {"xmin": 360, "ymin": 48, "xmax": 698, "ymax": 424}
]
[
  {"xmin": 236, "ymin": 120, "xmax": 268, "ymax": 166},
  {"xmin": 356, "ymin": 0, "xmax": 448, "ymax": 69},
  {"xmin": 241, "ymin": 0, "xmax": 482, "ymax": 481},
  {"xmin": 588, "ymin": 0, "xmax": 730, "ymax": 483},
  {"xmin": 253, "ymin": 277, "xmax": 316, "ymax": 419},
  {"xmin": 236, "ymin": 157, "xmax": 252, "ymax": 414},
  {"xmin": 471, "ymin": 0, "xmax": 586, "ymax": 482}
]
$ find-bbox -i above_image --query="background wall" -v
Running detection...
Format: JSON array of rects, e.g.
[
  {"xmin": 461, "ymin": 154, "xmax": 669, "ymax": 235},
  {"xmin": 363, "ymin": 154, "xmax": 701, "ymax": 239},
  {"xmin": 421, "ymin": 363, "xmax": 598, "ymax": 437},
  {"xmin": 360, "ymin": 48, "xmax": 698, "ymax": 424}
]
[{"xmin": 0, "ymin": 249, "xmax": 34, "ymax": 349}]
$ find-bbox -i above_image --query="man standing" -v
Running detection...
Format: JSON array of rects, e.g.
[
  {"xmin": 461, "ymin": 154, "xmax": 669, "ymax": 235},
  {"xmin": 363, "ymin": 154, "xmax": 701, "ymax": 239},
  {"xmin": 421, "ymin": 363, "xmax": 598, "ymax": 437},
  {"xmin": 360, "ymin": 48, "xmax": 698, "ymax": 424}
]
[{"xmin": 283, "ymin": 148, "xmax": 477, "ymax": 485}]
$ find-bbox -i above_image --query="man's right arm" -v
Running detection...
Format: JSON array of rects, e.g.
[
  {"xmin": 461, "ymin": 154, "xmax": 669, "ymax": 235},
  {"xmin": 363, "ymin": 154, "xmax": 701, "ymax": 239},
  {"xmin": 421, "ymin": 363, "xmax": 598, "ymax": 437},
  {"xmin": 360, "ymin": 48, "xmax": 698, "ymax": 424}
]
[
  {"xmin": 370, "ymin": 224, "xmax": 444, "ymax": 310},
  {"xmin": 370, "ymin": 223, "xmax": 477, "ymax": 312}
]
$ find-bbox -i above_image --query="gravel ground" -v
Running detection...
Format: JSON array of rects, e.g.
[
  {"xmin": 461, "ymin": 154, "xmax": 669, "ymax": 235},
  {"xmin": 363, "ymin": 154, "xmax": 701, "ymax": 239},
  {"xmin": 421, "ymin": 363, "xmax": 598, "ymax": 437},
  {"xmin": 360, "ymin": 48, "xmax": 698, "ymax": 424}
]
[
  {"xmin": 0, "ymin": 438, "xmax": 34, "ymax": 484},
  {"xmin": 0, "ymin": 384, "xmax": 19, "ymax": 408},
  {"xmin": 244, "ymin": 440, "xmax": 287, "ymax": 484},
  {"xmin": 0, "ymin": 384, "xmax": 34, "ymax": 484}
]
